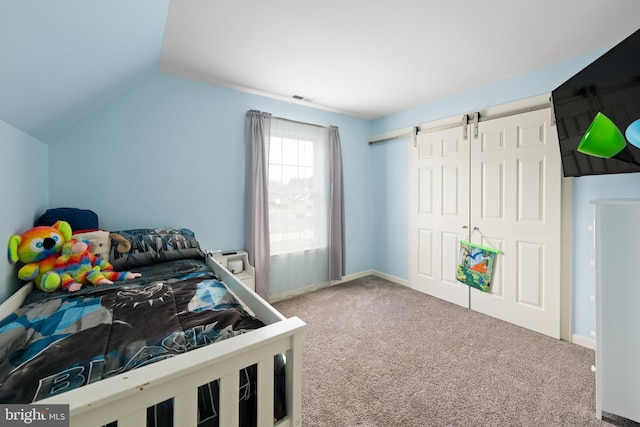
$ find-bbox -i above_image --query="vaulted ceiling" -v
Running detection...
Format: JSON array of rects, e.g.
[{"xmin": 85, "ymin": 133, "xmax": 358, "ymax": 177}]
[{"xmin": 2, "ymin": 1, "xmax": 639, "ymax": 142}]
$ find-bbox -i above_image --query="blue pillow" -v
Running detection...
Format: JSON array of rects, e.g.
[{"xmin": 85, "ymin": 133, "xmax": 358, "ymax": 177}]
[{"xmin": 34, "ymin": 208, "xmax": 99, "ymax": 231}]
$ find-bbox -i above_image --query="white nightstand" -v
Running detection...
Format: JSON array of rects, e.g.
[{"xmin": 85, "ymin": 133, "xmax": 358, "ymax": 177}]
[{"xmin": 211, "ymin": 250, "xmax": 255, "ymax": 291}]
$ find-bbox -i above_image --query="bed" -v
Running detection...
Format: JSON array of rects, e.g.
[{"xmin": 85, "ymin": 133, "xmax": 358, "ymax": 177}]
[{"xmin": 0, "ymin": 226, "xmax": 305, "ymax": 427}]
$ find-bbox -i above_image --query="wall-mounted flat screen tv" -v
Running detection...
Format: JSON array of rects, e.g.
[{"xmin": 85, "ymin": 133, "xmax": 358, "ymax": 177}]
[{"xmin": 552, "ymin": 28, "xmax": 640, "ymax": 177}]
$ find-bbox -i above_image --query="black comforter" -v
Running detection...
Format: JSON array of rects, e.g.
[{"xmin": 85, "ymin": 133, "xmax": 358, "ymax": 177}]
[{"xmin": 0, "ymin": 259, "xmax": 286, "ymax": 426}]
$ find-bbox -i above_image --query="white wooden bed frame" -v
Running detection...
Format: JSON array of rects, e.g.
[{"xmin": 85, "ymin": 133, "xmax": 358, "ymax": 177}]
[{"xmin": 0, "ymin": 255, "xmax": 306, "ymax": 427}]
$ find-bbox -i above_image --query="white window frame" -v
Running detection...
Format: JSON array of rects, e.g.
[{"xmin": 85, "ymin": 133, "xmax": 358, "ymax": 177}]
[{"xmin": 268, "ymin": 119, "xmax": 328, "ymax": 256}]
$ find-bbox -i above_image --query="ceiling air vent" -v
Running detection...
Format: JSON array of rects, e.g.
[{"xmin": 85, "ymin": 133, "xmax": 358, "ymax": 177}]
[{"xmin": 292, "ymin": 95, "xmax": 313, "ymax": 102}]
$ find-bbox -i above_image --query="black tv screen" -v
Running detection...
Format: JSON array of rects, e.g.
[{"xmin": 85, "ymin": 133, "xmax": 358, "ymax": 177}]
[{"xmin": 552, "ymin": 28, "xmax": 640, "ymax": 177}]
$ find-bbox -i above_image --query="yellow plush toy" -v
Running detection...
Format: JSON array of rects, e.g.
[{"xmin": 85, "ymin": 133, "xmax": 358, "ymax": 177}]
[{"xmin": 7, "ymin": 221, "xmax": 72, "ymax": 292}]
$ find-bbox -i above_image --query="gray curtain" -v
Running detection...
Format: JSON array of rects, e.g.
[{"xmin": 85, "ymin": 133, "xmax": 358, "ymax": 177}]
[
  {"xmin": 329, "ymin": 126, "xmax": 346, "ymax": 280},
  {"xmin": 245, "ymin": 110, "xmax": 271, "ymax": 298}
]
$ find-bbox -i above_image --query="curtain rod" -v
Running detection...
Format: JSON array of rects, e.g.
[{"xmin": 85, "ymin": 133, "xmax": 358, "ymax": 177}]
[{"xmin": 273, "ymin": 116, "xmax": 331, "ymax": 129}]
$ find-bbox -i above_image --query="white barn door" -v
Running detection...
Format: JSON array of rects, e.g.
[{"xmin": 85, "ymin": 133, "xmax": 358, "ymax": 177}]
[
  {"xmin": 469, "ymin": 108, "xmax": 561, "ymax": 338},
  {"xmin": 408, "ymin": 125, "xmax": 469, "ymax": 308},
  {"xmin": 408, "ymin": 105, "xmax": 562, "ymax": 338}
]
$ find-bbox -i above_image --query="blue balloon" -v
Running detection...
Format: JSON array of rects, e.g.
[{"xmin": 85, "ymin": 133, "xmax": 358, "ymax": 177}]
[{"xmin": 626, "ymin": 119, "xmax": 640, "ymax": 148}]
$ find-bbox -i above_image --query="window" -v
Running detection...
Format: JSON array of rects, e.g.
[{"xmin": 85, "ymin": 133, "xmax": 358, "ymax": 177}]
[{"xmin": 268, "ymin": 119, "xmax": 328, "ymax": 255}]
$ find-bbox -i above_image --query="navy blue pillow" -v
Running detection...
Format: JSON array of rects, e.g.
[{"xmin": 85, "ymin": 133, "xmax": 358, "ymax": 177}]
[{"xmin": 34, "ymin": 208, "xmax": 99, "ymax": 232}]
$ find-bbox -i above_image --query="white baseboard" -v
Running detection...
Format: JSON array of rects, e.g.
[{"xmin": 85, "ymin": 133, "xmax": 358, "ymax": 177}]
[
  {"xmin": 370, "ymin": 270, "xmax": 408, "ymax": 287},
  {"xmin": 268, "ymin": 270, "xmax": 406, "ymax": 303},
  {"xmin": 571, "ymin": 334, "xmax": 595, "ymax": 350}
]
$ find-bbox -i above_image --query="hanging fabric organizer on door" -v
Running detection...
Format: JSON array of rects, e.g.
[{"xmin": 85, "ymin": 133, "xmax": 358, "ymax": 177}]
[{"xmin": 457, "ymin": 228, "xmax": 501, "ymax": 293}]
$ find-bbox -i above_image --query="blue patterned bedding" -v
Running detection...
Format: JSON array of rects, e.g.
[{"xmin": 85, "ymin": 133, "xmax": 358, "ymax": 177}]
[{"xmin": 0, "ymin": 259, "xmax": 286, "ymax": 426}]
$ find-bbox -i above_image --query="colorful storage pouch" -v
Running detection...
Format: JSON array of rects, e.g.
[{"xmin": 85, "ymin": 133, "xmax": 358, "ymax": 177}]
[{"xmin": 456, "ymin": 240, "xmax": 499, "ymax": 292}]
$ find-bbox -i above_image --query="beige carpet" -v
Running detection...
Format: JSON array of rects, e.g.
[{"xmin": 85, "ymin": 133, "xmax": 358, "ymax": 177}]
[{"xmin": 273, "ymin": 275, "xmax": 639, "ymax": 427}]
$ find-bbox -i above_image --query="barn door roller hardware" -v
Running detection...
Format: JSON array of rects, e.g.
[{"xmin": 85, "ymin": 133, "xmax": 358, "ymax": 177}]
[
  {"xmin": 472, "ymin": 112, "xmax": 479, "ymax": 139},
  {"xmin": 462, "ymin": 114, "xmax": 469, "ymax": 139},
  {"xmin": 462, "ymin": 113, "xmax": 479, "ymax": 139}
]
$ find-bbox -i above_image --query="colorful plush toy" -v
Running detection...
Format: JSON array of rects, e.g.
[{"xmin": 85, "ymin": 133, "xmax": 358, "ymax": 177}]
[
  {"xmin": 8, "ymin": 221, "xmax": 72, "ymax": 292},
  {"xmin": 53, "ymin": 238, "xmax": 141, "ymax": 292},
  {"xmin": 72, "ymin": 229, "xmax": 131, "ymax": 261}
]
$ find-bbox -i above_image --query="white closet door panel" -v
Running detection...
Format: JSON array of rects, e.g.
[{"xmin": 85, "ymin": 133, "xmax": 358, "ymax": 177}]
[
  {"xmin": 442, "ymin": 165, "xmax": 461, "ymax": 215},
  {"xmin": 409, "ymin": 126, "xmax": 469, "ymax": 307},
  {"xmin": 480, "ymin": 161, "xmax": 504, "ymax": 220},
  {"xmin": 516, "ymin": 241, "xmax": 543, "ymax": 306},
  {"xmin": 469, "ymin": 109, "xmax": 561, "ymax": 338},
  {"xmin": 477, "ymin": 235, "xmax": 506, "ymax": 299},
  {"xmin": 417, "ymin": 228, "xmax": 433, "ymax": 278},
  {"xmin": 418, "ymin": 167, "xmax": 434, "ymax": 214},
  {"xmin": 441, "ymin": 231, "xmax": 460, "ymax": 285},
  {"xmin": 518, "ymin": 158, "xmax": 544, "ymax": 222}
]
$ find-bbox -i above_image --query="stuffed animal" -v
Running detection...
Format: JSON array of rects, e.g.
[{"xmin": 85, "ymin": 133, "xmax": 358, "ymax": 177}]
[
  {"xmin": 54, "ymin": 238, "xmax": 141, "ymax": 292},
  {"xmin": 7, "ymin": 221, "xmax": 72, "ymax": 292},
  {"xmin": 72, "ymin": 230, "xmax": 131, "ymax": 261}
]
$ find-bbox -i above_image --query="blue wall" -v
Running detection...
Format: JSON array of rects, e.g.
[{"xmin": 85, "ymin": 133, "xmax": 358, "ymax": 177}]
[
  {"xmin": 48, "ymin": 73, "xmax": 374, "ymax": 295},
  {"xmin": 0, "ymin": 120, "xmax": 49, "ymax": 303},
  {"xmin": 0, "ymin": 0, "xmax": 170, "ymax": 142},
  {"xmin": 369, "ymin": 138, "xmax": 408, "ymax": 279}
]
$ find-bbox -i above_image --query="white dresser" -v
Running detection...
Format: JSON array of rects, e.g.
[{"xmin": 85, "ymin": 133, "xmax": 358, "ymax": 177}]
[{"xmin": 591, "ymin": 199, "xmax": 640, "ymax": 423}]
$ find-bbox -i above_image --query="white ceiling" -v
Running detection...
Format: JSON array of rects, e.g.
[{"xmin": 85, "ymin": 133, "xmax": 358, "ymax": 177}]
[{"xmin": 160, "ymin": 0, "xmax": 640, "ymax": 119}]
